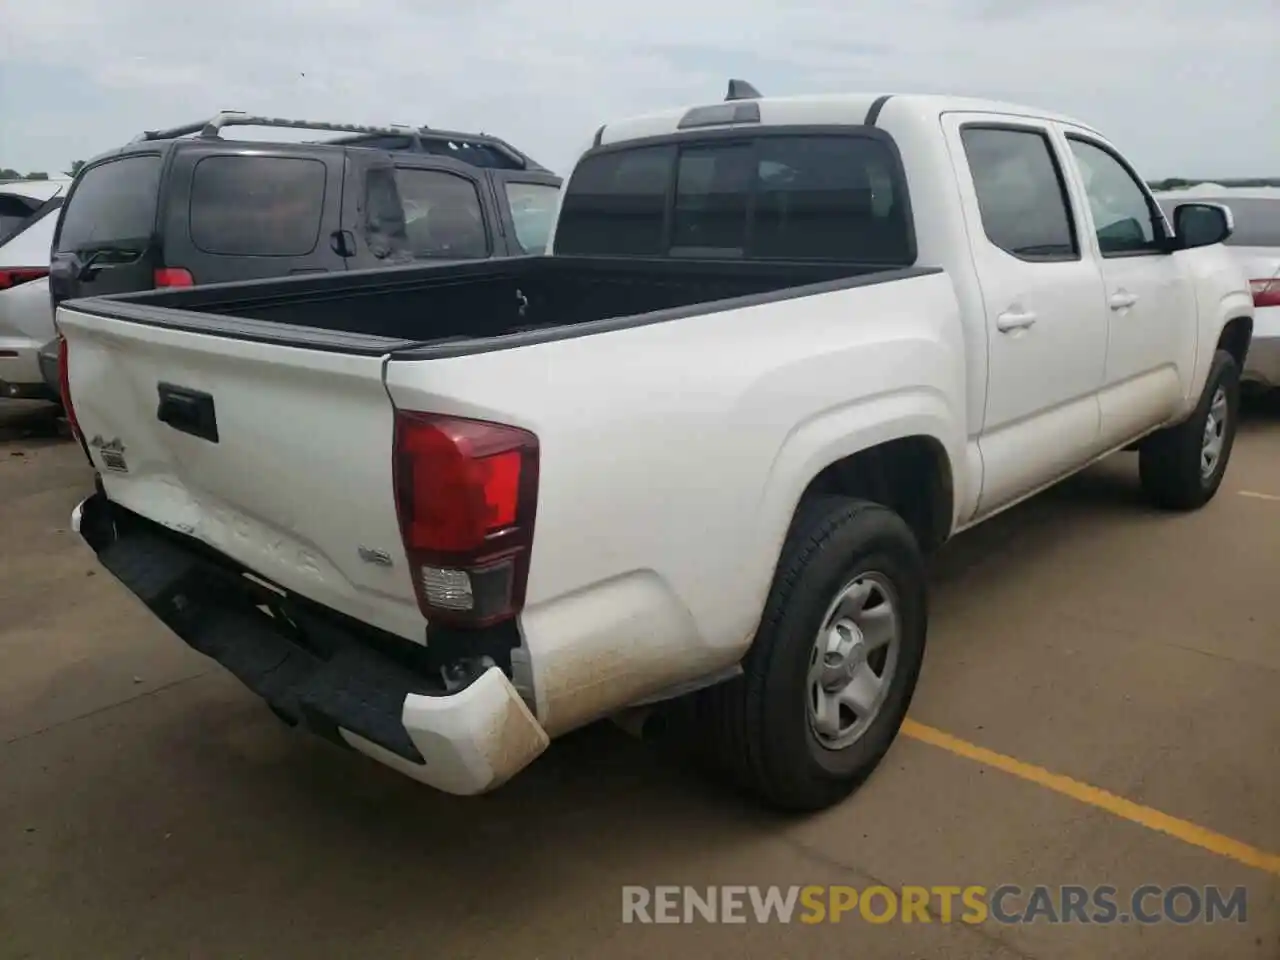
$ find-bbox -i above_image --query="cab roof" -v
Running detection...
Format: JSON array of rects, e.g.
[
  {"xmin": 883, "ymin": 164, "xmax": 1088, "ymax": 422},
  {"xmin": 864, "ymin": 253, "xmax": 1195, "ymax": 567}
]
[{"xmin": 593, "ymin": 86, "xmax": 1100, "ymax": 149}]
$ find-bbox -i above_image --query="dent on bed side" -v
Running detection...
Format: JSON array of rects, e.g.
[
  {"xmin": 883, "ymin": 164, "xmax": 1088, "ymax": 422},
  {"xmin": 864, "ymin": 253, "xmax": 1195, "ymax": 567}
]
[{"xmin": 522, "ymin": 570, "xmax": 743, "ymax": 738}]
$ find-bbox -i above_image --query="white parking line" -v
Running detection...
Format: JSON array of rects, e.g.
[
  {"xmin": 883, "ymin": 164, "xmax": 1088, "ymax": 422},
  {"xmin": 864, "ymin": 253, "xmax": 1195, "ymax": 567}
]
[{"xmin": 1238, "ymin": 490, "xmax": 1280, "ymax": 502}]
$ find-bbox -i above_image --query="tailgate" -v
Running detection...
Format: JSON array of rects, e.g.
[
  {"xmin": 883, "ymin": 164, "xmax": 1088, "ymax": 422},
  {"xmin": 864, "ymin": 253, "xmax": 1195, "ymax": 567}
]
[{"xmin": 57, "ymin": 305, "xmax": 425, "ymax": 643}]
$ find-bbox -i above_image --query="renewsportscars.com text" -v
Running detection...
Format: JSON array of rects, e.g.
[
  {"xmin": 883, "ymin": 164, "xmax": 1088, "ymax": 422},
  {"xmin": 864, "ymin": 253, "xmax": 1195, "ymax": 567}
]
[{"xmin": 621, "ymin": 884, "xmax": 1249, "ymax": 925}]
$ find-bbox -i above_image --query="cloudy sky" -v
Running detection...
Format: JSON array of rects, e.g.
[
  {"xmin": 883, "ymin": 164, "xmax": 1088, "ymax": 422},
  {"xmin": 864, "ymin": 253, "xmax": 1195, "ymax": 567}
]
[{"xmin": 2, "ymin": 0, "xmax": 1277, "ymax": 179}]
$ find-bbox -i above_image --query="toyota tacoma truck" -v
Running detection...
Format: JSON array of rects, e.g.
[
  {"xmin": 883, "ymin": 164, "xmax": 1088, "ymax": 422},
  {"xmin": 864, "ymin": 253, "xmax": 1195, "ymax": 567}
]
[{"xmin": 57, "ymin": 84, "xmax": 1254, "ymax": 812}]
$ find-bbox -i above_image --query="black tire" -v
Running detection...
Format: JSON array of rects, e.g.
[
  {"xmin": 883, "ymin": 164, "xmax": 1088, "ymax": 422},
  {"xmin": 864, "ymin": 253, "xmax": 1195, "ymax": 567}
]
[
  {"xmin": 1139, "ymin": 349, "xmax": 1240, "ymax": 510},
  {"xmin": 697, "ymin": 497, "xmax": 928, "ymax": 812}
]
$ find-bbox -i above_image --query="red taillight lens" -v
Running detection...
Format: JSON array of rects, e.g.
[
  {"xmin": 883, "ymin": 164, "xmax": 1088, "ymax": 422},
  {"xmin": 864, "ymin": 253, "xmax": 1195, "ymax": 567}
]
[
  {"xmin": 154, "ymin": 267, "xmax": 194, "ymax": 288},
  {"xmin": 56, "ymin": 334, "xmax": 80, "ymax": 438},
  {"xmin": 392, "ymin": 411, "xmax": 539, "ymax": 626},
  {"xmin": 1250, "ymin": 279, "xmax": 1280, "ymax": 308},
  {"xmin": 0, "ymin": 267, "xmax": 49, "ymax": 291}
]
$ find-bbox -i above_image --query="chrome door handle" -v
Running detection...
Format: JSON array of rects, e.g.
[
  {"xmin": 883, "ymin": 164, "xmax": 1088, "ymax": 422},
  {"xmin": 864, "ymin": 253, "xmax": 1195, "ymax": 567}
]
[
  {"xmin": 1109, "ymin": 291, "xmax": 1138, "ymax": 310},
  {"xmin": 996, "ymin": 309, "xmax": 1038, "ymax": 332}
]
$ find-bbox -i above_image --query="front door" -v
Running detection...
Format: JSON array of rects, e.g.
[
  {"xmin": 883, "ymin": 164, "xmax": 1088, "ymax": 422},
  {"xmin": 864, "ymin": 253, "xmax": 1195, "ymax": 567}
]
[
  {"xmin": 1059, "ymin": 131, "xmax": 1195, "ymax": 448},
  {"xmin": 943, "ymin": 114, "xmax": 1109, "ymax": 515}
]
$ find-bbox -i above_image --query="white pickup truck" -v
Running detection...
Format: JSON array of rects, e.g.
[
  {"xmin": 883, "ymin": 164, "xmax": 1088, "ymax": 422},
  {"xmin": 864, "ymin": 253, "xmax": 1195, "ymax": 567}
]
[{"xmin": 59, "ymin": 86, "xmax": 1253, "ymax": 812}]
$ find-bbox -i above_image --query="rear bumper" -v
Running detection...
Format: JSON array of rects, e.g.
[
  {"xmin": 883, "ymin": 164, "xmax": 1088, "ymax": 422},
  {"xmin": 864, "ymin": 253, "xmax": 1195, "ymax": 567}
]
[
  {"xmin": 73, "ymin": 493, "xmax": 549, "ymax": 796},
  {"xmin": 0, "ymin": 340, "xmax": 56, "ymax": 400}
]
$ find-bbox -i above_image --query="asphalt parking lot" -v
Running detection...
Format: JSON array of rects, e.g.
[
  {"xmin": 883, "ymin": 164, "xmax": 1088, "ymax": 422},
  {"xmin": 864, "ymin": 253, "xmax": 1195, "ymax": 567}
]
[{"xmin": 2, "ymin": 398, "xmax": 1277, "ymax": 960}]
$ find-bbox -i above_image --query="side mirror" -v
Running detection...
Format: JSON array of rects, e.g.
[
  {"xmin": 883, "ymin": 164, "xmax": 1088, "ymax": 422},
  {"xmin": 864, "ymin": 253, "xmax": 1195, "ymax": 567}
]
[{"xmin": 1173, "ymin": 202, "xmax": 1233, "ymax": 250}]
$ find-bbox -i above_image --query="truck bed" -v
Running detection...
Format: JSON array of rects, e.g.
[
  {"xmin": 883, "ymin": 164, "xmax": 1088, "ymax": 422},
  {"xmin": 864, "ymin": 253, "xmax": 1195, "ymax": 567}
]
[{"xmin": 66, "ymin": 256, "xmax": 921, "ymax": 355}]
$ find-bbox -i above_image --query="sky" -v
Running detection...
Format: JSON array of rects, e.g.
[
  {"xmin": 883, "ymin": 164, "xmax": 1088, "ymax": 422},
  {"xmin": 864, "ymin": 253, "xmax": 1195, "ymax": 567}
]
[{"xmin": 1, "ymin": 0, "xmax": 1277, "ymax": 180}]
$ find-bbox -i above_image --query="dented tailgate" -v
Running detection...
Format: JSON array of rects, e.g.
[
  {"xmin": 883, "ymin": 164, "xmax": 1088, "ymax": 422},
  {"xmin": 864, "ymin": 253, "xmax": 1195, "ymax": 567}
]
[{"xmin": 56, "ymin": 304, "xmax": 426, "ymax": 643}]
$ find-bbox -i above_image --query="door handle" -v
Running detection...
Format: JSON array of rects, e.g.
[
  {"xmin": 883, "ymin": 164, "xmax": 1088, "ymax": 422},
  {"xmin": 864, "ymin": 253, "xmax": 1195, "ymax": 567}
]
[
  {"xmin": 1109, "ymin": 291, "xmax": 1138, "ymax": 310},
  {"xmin": 996, "ymin": 309, "xmax": 1038, "ymax": 332}
]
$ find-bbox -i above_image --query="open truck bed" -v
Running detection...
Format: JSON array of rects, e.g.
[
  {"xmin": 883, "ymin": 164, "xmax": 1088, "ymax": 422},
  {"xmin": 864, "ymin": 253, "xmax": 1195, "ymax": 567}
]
[{"xmin": 63, "ymin": 255, "xmax": 906, "ymax": 355}]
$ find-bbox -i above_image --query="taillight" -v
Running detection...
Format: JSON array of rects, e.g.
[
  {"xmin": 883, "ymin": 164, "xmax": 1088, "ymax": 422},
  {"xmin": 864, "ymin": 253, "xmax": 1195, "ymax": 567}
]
[
  {"xmin": 0, "ymin": 267, "xmax": 49, "ymax": 291},
  {"xmin": 154, "ymin": 267, "xmax": 194, "ymax": 288},
  {"xmin": 392, "ymin": 411, "xmax": 539, "ymax": 627},
  {"xmin": 56, "ymin": 334, "xmax": 81, "ymax": 439},
  {"xmin": 1250, "ymin": 279, "xmax": 1280, "ymax": 308}
]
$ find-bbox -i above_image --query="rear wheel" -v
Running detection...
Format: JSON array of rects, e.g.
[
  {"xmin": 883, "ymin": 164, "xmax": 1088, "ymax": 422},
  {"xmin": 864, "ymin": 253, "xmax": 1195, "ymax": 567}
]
[
  {"xmin": 1139, "ymin": 349, "xmax": 1240, "ymax": 510},
  {"xmin": 698, "ymin": 497, "xmax": 927, "ymax": 811}
]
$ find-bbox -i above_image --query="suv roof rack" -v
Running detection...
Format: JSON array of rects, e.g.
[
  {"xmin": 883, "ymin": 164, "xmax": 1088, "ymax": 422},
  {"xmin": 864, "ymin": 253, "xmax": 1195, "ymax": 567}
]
[{"xmin": 130, "ymin": 111, "xmax": 543, "ymax": 171}]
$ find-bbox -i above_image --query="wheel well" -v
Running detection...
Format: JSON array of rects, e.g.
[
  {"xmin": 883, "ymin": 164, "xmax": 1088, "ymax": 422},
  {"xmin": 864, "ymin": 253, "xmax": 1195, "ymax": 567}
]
[
  {"xmin": 795, "ymin": 436, "xmax": 954, "ymax": 553},
  {"xmin": 1218, "ymin": 317, "xmax": 1252, "ymax": 369}
]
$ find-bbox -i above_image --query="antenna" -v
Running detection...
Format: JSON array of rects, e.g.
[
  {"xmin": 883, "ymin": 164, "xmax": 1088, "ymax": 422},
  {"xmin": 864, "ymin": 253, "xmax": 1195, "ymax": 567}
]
[{"xmin": 725, "ymin": 79, "xmax": 763, "ymax": 101}]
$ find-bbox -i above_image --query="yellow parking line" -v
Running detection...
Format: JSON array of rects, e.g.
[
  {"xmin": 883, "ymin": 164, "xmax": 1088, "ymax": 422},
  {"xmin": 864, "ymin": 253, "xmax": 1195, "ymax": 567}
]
[
  {"xmin": 1238, "ymin": 490, "xmax": 1280, "ymax": 502},
  {"xmin": 900, "ymin": 719, "xmax": 1280, "ymax": 877}
]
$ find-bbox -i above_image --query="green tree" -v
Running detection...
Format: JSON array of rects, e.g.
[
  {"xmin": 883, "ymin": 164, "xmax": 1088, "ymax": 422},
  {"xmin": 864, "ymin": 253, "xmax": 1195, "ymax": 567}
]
[
  {"xmin": 64, "ymin": 160, "xmax": 85, "ymax": 177},
  {"xmin": 25, "ymin": 171, "xmax": 49, "ymax": 180},
  {"xmin": 0, "ymin": 167, "xmax": 21, "ymax": 181}
]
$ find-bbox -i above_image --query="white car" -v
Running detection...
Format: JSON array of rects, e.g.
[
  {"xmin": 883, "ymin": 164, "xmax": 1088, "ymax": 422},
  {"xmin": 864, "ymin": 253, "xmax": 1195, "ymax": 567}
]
[
  {"xmin": 59, "ymin": 86, "xmax": 1252, "ymax": 811},
  {"xmin": 0, "ymin": 178, "xmax": 71, "ymax": 400},
  {"xmin": 1155, "ymin": 186, "xmax": 1280, "ymax": 391}
]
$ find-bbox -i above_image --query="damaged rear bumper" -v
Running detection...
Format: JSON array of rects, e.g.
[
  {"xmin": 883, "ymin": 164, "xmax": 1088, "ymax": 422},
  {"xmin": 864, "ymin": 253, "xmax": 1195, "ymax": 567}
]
[{"xmin": 73, "ymin": 492, "xmax": 548, "ymax": 796}]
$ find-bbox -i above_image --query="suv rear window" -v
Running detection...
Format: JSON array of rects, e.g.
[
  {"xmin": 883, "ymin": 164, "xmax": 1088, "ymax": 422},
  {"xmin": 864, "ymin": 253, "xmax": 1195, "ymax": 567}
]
[
  {"xmin": 56, "ymin": 156, "xmax": 162, "ymax": 254},
  {"xmin": 189, "ymin": 155, "xmax": 327, "ymax": 257},
  {"xmin": 555, "ymin": 133, "xmax": 913, "ymax": 263}
]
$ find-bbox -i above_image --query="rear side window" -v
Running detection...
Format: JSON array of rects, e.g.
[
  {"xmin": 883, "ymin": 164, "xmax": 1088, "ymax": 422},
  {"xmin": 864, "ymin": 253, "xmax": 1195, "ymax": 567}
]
[
  {"xmin": 504, "ymin": 182, "xmax": 561, "ymax": 254},
  {"xmin": 555, "ymin": 134, "xmax": 913, "ymax": 263},
  {"xmin": 960, "ymin": 127, "xmax": 1078, "ymax": 261},
  {"xmin": 189, "ymin": 156, "xmax": 327, "ymax": 257},
  {"xmin": 1158, "ymin": 197, "xmax": 1280, "ymax": 248},
  {"xmin": 56, "ymin": 156, "xmax": 162, "ymax": 254},
  {"xmin": 0, "ymin": 194, "xmax": 42, "ymax": 241},
  {"xmin": 393, "ymin": 168, "xmax": 489, "ymax": 259}
]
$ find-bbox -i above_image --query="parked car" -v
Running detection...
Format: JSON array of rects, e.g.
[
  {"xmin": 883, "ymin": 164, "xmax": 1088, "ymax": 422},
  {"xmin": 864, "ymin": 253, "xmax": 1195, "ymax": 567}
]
[
  {"xmin": 1155, "ymin": 186, "xmax": 1279, "ymax": 391},
  {"xmin": 0, "ymin": 178, "xmax": 71, "ymax": 401},
  {"xmin": 36, "ymin": 112, "xmax": 563, "ymax": 395},
  {"xmin": 58, "ymin": 84, "xmax": 1252, "ymax": 811}
]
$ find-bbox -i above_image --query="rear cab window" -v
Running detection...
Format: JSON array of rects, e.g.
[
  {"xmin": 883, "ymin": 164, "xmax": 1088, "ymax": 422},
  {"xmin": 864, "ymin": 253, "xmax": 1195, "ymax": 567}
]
[
  {"xmin": 553, "ymin": 131, "xmax": 915, "ymax": 264},
  {"xmin": 56, "ymin": 156, "xmax": 162, "ymax": 258},
  {"xmin": 189, "ymin": 155, "xmax": 327, "ymax": 256}
]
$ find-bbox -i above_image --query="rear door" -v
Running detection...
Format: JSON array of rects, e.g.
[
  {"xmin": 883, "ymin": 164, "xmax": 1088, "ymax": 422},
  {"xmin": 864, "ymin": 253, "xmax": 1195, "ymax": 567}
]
[
  {"xmin": 491, "ymin": 172, "xmax": 563, "ymax": 255},
  {"xmin": 941, "ymin": 115, "xmax": 1108, "ymax": 513},
  {"xmin": 159, "ymin": 145, "xmax": 349, "ymax": 283},
  {"xmin": 347, "ymin": 156, "xmax": 499, "ymax": 269},
  {"xmin": 49, "ymin": 153, "xmax": 165, "ymax": 309}
]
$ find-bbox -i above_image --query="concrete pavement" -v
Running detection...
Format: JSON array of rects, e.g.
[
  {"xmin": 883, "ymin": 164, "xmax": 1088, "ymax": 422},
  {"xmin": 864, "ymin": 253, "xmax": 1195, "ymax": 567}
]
[{"xmin": 2, "ymin": 397, "xmax": 1277, "ymax": 960}]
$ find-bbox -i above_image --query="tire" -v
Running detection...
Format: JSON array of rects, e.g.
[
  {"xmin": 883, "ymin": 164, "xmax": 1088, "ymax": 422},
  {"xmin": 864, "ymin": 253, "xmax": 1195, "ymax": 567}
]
[
  {"xmin": 697, "ymin": 497, "xmax": 928, "ymax": 812},
  {"xmin": 1139, "ymin": 349, "xmax": 1240, "ymax": 511}
]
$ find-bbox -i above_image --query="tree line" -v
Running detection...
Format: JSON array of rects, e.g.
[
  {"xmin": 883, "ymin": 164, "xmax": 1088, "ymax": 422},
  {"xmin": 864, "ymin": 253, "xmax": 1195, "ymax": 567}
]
[{"xmin": 0, "ymin": 160, "xmax": 85, "ymax": 182}]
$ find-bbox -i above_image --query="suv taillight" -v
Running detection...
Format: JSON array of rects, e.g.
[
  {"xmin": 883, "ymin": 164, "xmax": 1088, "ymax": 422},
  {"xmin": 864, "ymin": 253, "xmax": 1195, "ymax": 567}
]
[
  {"xmin": 1250, "ymin": 278, "xmax": 1280, "ymax": 308},
  {"xmin": 392, "ymin": 411, "xmax": 540, "ymax": 627},
  {"xmin": 56, "ymin": 334, "xmax": 81, "ymax": 439},
  {"xmin": 0, "ymin": 267, "xmax": 49, "ymax": 291}
]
